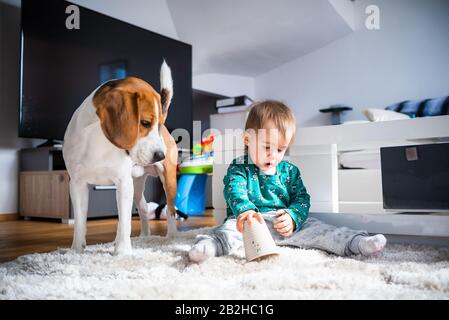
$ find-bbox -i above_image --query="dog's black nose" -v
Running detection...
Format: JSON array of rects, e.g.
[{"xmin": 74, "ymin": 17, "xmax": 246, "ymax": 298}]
[{"xmin": 153, "ymin": 151, "xmax": 165, "ymax": 163}]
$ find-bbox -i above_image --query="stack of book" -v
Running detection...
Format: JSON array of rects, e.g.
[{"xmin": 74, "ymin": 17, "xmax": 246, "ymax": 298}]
[{"xmin": 216, "ymin": 95, "xmax": 254, "ymax": 114}]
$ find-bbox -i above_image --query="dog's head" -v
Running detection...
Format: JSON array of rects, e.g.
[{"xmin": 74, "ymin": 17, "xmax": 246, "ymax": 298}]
[{"xmin": 93, "ymin": 61, "xmax": 173, "ymax": 166}]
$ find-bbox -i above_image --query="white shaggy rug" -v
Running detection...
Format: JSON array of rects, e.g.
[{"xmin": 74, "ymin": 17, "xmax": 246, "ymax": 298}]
[{"xmin": 1, "ymin": 227, "xmax": 448, "ymax": 300}]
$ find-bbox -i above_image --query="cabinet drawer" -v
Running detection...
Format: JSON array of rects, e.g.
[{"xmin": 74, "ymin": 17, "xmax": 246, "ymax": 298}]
[
  {"xmin": 338, "ymin": 169, "xmax": 382, "ymax": 202},
  {"xmin": 19, "ymin": 171, "xmax": 69, "ymax": 219}
]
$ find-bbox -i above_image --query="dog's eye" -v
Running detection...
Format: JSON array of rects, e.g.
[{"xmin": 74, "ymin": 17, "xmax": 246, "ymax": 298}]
[{"xmin": 140, "ymin": 120, "xmax": 152, "ymax": 128}]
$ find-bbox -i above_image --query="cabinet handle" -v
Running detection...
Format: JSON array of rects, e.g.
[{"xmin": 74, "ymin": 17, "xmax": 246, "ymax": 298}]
[{"xmin": 93, "ymin": 186, "xmax": 117, "ymax": 190}]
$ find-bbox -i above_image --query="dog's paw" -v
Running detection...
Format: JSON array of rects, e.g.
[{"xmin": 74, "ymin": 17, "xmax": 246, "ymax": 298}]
[
  {"xmin": 71, "ymin": 242, "xmax": 86, "ymax": 254},
  {"xmin": 113, "ymin": 241, "xmax": 132, "ymax": 256},
  {"xmin": 166, "ymin": 229, "xmax": 178, "ymax": 238},
  {"xmin": 166, "ymin": 221, "xmax": 178, "ymax": 238},
  {"xmin": 139, "ymin": 230, "xmax": 151, "ymax": 238}
]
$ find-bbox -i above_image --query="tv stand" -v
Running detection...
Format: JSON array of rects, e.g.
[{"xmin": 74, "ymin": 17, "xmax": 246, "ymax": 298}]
[
  {"xmin": 18, "ymin": 147, "xmax": 164, "ymax": 223},
  {"xmin": 36, "ymin": 139, "xmax": 63, "ymax": 148}
]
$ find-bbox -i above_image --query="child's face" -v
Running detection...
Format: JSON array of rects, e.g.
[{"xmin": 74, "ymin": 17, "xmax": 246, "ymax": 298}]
[{"xmin": 244, "ymin": 120, "xmax": 294, "ymax": 173}]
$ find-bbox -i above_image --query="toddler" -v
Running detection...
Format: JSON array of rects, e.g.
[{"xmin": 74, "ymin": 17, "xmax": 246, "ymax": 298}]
[{"xmin": 189, "ymin": 100, "xmax": 386, "ymax": 263}]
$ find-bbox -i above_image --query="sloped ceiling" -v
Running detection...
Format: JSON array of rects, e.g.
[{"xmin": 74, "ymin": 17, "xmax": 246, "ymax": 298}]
[{"xmin": 167, "ymin": 0, "xmax": 354, "ymax": 77}]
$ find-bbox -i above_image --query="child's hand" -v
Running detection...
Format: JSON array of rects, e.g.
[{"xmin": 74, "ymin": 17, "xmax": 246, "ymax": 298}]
[
  {"xmin": 273, "ymin": 209, "xmax": 295, "ymax": 237},
  {"xmin": 236, "ymin": 210, "xmax": 264, "ymax": 233}
]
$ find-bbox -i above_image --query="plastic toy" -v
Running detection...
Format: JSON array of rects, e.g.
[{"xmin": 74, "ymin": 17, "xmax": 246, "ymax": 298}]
[{"xmin": 174, "ymin": 135, "xmax": 215, "ymax": 215}]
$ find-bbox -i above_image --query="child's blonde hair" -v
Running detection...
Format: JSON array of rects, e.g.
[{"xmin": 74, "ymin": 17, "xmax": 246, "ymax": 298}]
[{"xmin": 245, "ymin": 100, "xmax": 296, "ymax": 139}]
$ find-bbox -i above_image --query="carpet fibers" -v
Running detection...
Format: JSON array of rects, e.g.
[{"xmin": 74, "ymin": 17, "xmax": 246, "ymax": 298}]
[{"xmin": 1, "ymin": 227, "xmax": 448, "ymax": 300}]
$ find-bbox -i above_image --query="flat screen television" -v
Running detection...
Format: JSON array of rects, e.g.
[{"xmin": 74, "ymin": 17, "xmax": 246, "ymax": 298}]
[{"xmin": 19, "ymin": 0, "xmax": 192, "ymax": 146}]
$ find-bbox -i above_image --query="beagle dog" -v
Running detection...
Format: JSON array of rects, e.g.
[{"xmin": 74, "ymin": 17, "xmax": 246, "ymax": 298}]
[{"xmin": 63, "ymin": 61, "xmax": 179, "ymax": 255}]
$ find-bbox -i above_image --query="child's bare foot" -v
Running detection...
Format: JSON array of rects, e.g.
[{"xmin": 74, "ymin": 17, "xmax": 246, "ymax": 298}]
[
  {"xmin": 358, "ymin": 234, "xmax": 387, "ymax": 256},
  {"xmin": 189, "ymin": 239, "xmax": 217, "ymax": 263}
]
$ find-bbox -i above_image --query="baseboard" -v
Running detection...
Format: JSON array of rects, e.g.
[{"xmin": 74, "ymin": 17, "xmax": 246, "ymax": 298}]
[{"xmin": 0, "ymin": 213, "xmax": 19, "ymax": 222}]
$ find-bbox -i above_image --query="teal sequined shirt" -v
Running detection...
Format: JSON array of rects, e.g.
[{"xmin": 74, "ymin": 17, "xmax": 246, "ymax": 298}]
[{"xmin": 223, "ymin": 155, "xmax": 311, "ymax": 231}]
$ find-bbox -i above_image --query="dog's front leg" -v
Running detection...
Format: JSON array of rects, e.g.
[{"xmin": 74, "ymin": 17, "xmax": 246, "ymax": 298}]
[
  {"xmin": 133, "ymin": 174, "xmax": 152, "ymax": 237},
  {"xmin": 70, "ymin": 180, "xmax": 89, "ymax": 253},
  {"xmin": 114, "ymin": 176, "xmax": 134, "ymax": 255}
]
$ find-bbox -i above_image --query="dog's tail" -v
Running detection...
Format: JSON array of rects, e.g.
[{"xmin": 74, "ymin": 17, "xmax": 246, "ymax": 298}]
[{"xmin": 160, "ymin": 60, "xmax": 173, "ymax": 116}]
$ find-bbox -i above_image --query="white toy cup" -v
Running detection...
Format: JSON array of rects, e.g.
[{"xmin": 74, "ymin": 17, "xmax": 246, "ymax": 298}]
[{"xmin": 243, "ymin": 217, "xmax": 279, "ymax": 262}]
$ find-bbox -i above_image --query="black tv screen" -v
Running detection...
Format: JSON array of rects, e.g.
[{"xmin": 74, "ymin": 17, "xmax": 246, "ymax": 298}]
[{"xmin": 20, "ymin": 0, "xmax": 192, "ymax": 142}]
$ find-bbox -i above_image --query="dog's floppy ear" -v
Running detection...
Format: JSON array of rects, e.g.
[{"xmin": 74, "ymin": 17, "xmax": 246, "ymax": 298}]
[
  {"xmin": 160, "ymin": 60, "xmax": 173, "ymax": 123},
  {"xmin": 93, "ymin": 80, "xmax": 140, "ymax": 150}
]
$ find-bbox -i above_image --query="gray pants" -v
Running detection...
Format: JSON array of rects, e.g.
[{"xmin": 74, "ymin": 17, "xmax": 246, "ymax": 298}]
[{"xmin": 195, "ymin": 213, "xmax": 369, "ymax": 257}]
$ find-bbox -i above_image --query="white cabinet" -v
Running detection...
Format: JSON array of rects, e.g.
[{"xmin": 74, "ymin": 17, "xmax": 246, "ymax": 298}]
[
  {"xmin": 210, "ymin": 112, "xmax": 247, "ymax": 224},
  {"xmin": 210, "ymin": 111, "xmax": 248, "ymax": 135}
]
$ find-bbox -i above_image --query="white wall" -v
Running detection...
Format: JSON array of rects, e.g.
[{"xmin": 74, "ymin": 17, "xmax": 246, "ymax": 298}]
[
  {"xmin": 0, "ymin": 0, "xmax": 178, "ymax": 214},
  {"xmin": 255, "ymin": 0, "xmax": 449, "ymax": 127},
  {"xmin": 0, "ymin": 151, "xmax": 20, "ymax": 213},
  {"xmin": 328, "ymin": 0, "xmax": 356, "ymax": 30},
  {"xmin": 0, "ymin": 2, "xmax": 33, "ymax": 214},
  {"xmin": 193, "ymin": 73, "xmax": 255, "ymax": 99}
]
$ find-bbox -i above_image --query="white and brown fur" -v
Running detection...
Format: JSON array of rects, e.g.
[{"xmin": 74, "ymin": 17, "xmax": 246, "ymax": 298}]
[{"xmin": 63, "ymin": 61, "xmax": 179, "ymax": 255}]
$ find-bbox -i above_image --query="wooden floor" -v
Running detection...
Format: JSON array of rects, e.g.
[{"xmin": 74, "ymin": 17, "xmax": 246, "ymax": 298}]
[{"xmin": 0, "ymin": 210, "xmax": 216, "ymax": 263}]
